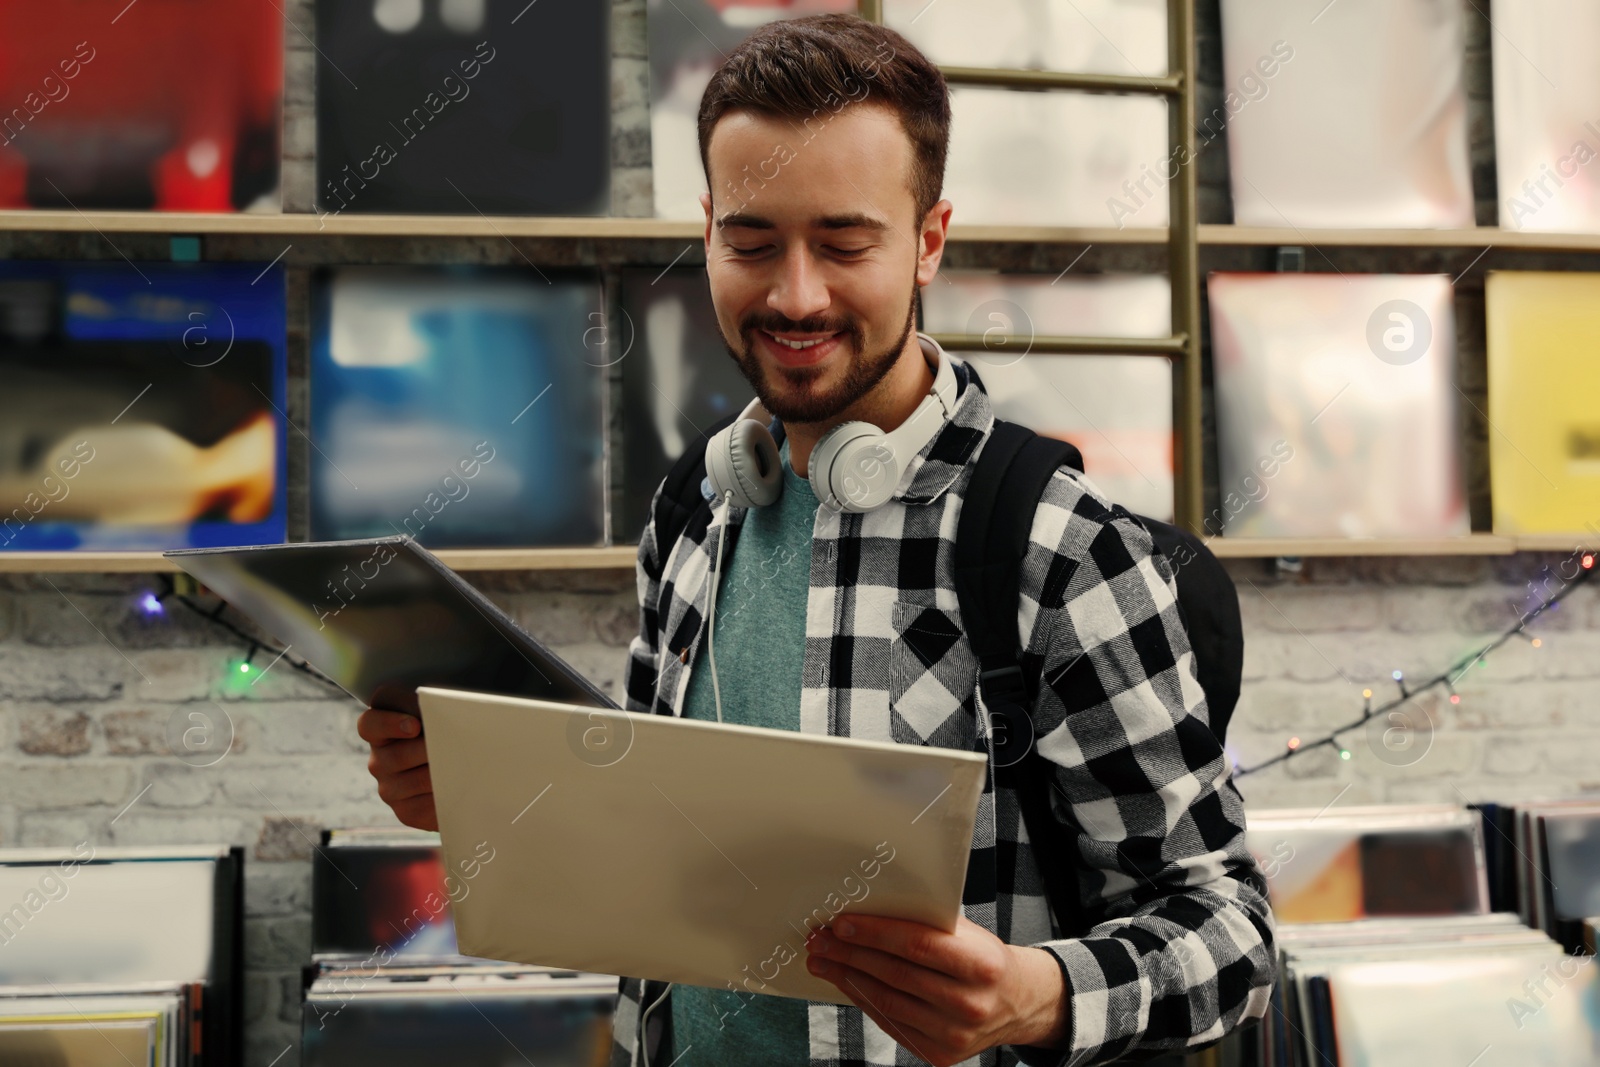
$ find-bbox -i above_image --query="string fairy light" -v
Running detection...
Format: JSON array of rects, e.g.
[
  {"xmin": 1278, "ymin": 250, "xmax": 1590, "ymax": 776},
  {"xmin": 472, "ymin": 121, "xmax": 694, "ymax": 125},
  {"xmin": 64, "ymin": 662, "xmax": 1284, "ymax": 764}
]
[
  {"xmin": 142, "ymin": 574, "xmax": 347, "ymax": 695},
  {"xmin": 1235, "ymin": 554, "xmax": 1596, "ymax": 778}
]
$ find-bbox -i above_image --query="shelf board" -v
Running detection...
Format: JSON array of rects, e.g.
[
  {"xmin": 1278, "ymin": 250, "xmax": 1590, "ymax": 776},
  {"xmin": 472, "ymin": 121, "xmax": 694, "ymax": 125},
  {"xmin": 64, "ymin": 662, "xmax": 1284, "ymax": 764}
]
[
  {"xmin": 1496, "ymin": 533, "xmax": 1599, "ymax": 554},
  {"xmin": 0, "ymin": 546, "xmax": 638, "ymax": 573},
  {"xmin": 0, "ymin": 209, "xmax": 1166, "ymax": 245},
  {"xmin": 1198, "ymin": 224, "xmax": 1600, "ymax": 252},
  {"xmin": 1204, "ymin": 535, "xmax": 1516, "ymax": 558},
  {"xmin": 3, "ymin": 535, "xmax": 1589, "ymax": 573},
  {"xmin": 12, "ymin": 211, "xmax": 1600, "ymax": 252}
]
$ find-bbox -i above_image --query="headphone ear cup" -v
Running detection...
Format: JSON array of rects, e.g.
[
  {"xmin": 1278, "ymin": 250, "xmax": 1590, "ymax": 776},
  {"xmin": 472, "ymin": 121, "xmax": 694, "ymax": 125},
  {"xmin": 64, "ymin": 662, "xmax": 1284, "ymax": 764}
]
[
  {"xmin": 706, "ymin": 419, "xmax": 783, "ymax": 509},
  {"xmin": 809, "ymin": 422, "xmax": 900, "ymax": 513}
]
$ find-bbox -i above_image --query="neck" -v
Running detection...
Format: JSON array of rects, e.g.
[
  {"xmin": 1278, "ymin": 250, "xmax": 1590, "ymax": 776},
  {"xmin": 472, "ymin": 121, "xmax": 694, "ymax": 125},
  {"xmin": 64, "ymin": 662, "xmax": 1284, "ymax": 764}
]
[{"xmin": 784, "ymin": 335, "xmax": 935, "ymax": 479}]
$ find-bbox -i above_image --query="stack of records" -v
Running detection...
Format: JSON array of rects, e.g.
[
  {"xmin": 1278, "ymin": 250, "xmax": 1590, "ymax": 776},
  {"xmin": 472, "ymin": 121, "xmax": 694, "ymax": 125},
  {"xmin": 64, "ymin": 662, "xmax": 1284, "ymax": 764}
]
[
  {"xmin": 1237, "ymin": 913, "xmax": 1600, "ymax": 1067},
  {"xmin": 1245, "ymin": 804, "xmax": 1489, "ymax": 924},
  {"xmin": 1476, "ymin": 799, "xmax": 1600, "ymax": 953},
  {"xmin": 304, "ymin": 829, "xmax": 619, "ymax": 1066},
  {"xmin": 0, "ymin": 845, "xmax": 244, "ymax": 1066},
  {"xmin": 0, "ymin": 982, "xmax": 200, "ymax": 1066}
]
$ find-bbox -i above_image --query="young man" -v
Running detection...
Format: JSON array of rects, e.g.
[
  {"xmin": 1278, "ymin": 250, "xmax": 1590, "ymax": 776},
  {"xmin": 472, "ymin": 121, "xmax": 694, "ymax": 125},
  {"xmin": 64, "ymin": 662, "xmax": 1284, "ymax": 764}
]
[{"xmin": 359, "ymin": 14, "xmax": 1275, "ymax": 1066}]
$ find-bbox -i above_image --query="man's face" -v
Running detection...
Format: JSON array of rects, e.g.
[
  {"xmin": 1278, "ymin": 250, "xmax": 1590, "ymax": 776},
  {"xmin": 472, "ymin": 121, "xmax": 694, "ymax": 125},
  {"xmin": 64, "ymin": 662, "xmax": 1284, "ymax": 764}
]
[{"xmin": 700, "ymin": 103, "xmax": 948, "ymax": 424}]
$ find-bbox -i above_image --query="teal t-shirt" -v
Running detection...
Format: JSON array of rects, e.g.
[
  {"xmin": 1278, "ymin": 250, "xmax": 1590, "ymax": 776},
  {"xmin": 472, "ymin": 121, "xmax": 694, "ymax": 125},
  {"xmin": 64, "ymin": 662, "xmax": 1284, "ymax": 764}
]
[{"xmin": 670, "ymin": 437, "xmax": 815, "ymax": 1064}]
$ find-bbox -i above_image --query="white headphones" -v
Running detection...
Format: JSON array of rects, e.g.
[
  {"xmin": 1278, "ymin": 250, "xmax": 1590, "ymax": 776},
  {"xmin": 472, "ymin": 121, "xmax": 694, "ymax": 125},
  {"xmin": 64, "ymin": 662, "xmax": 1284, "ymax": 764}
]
[{"xmin": 704, "ymin": 334, "xmax": 958, "ymax": 514}]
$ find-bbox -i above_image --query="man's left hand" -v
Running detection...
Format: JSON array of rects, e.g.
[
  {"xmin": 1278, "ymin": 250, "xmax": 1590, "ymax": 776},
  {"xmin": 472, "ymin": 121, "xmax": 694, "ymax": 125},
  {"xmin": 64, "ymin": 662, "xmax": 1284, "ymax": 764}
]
[{"xmin": 804, "ymin": 913, "xmax": 1070, "ymax": 1065}]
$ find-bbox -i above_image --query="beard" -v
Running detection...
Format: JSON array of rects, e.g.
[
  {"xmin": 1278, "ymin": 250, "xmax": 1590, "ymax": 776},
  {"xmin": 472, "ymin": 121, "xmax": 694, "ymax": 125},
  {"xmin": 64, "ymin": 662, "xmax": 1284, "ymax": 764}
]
[{"xmin": 722, "ymin": 284, "xmax": 920, "ymax": 424}]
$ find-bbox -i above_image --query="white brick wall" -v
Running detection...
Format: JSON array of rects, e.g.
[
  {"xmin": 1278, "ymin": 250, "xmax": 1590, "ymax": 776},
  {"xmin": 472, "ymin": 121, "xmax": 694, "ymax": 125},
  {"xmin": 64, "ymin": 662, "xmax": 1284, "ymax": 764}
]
[{"xmin": 1225, "ymin": 555, "xmax": 1600, "ymax": 812}]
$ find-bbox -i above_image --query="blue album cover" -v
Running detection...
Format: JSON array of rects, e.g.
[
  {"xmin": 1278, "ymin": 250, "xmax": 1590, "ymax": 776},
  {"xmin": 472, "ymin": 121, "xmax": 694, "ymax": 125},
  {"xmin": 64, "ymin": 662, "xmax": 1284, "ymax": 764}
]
[
  {"xmin": 310, "ymin": 266, "xmax": 606, "ymax": 547},
  {"xmin": 0, "ymin": 261, "xmax": 288, "ymax": 551}
]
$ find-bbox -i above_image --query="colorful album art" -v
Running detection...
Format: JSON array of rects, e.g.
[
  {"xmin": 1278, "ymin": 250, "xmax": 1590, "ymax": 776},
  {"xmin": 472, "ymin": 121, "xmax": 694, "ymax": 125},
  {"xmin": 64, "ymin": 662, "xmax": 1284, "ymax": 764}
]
[
  {"xmin": 1484, "ymin": 272, "xmax": 1600, "ymax": 536},
  {"xmin": 1207, "ymin": 272, "xmax": 1469, "ymax": 539},
  {"xmin": 1247, "ymin": 808, "xmax": 1486, "ymax": 924},
  {"xmin": 0, "ymin": 2, "xmax": 282, "ymax": 211},
  {"xmin": 647, "ymin": 0, "xmax": 857, "ymax": 220},
  {"xmin": 882, "ymin": 0, "xmax": 1166, "ymax": 75},
  {"xmin": 313, "ymin": 838, "xmax": 462, "ymax": 958},
  {"xmin": 309, "ymin": 267, "xmax": 605, "ymax": 548},
  {"xmin": 1219, "ymin": 0, "xmax": 1474, "ymax": 228},
  {"xmin": 1491, "ymin": 0, "xmax": 1600, "ymax": 232},
  {"xmin": 920, "ymin": 271, "xmax": 1174, "ymax": 519},
  {"xmin": 314, "ymin": 0, "xmax": 608, "ymax": 216},
  {"xmin": 0, "ymin": 262, "xmax": 288, "ymax": 552},
  {"xmin": 617, "ymin": 267, "xmax": 754, "ymax": 542}
]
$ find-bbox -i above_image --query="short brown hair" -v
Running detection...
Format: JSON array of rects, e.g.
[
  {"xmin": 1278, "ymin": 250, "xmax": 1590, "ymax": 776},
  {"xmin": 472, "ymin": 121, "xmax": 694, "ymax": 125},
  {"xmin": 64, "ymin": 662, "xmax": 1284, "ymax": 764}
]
[{"xmin": 697, "ymin": 14, "xmax": 950, "ymax": 226}]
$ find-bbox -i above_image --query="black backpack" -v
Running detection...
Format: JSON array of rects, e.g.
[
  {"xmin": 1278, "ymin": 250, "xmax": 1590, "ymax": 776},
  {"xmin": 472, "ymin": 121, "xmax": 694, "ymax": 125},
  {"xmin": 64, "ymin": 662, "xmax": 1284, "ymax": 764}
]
[{"xmin": 649, "ymin": 414, "xmax": 1244, "ymax": 938}]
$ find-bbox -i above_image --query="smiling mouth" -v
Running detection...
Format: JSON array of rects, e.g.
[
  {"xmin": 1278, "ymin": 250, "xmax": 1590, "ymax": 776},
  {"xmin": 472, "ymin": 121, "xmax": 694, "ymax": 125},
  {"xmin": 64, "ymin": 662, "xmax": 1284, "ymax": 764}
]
[{"xmin": 770, "ymin": 335, "xmax": 830, "ymax": 350}]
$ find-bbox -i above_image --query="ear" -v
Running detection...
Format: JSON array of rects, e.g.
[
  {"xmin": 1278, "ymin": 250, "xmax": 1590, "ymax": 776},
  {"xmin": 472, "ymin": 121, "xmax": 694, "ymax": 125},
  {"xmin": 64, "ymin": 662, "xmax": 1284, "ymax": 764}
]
[
  {"xmin": 701, "ymin": 191, "xmax": 714, "ymax": 253},
  {"xmin": 915, "ymin": 198, "xmax": 953, "ymax": 288}
]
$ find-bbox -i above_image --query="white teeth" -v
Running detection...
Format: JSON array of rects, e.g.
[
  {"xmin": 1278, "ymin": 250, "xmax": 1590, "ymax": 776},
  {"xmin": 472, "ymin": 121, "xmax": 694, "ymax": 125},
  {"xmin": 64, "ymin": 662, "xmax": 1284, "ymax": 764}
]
[{"xmin": 769, "ymin": 333, "xmax": 830, "ymax": 350}]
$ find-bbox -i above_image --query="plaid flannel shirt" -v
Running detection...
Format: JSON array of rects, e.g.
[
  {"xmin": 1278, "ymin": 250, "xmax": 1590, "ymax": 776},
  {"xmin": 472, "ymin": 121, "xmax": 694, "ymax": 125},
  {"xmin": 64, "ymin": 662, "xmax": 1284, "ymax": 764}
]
[{"xmin": 608, "ymin": 336, "xmax": 1276, "ymax": 1067}]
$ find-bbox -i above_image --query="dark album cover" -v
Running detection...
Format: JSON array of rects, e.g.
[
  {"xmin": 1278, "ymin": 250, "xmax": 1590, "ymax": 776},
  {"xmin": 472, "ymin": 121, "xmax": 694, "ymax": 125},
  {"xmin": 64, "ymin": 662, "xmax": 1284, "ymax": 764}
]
[{"xmin": 315, "ymin": 0, "xmax": 608, "ymax": 216}]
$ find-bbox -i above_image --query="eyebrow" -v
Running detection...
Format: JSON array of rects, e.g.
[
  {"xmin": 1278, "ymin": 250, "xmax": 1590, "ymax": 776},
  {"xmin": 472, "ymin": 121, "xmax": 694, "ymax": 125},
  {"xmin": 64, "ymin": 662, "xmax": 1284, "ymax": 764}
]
[{"xmin": 715, "ymin": 211, "xmax": 889, "ymax": 233}]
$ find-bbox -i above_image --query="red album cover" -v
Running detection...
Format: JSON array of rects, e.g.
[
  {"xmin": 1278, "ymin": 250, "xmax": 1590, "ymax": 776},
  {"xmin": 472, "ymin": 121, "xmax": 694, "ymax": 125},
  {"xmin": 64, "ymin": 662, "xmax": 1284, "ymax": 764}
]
[{"xmin": 0, "ymin": 0, "xmax": 282, "ymax": 211}]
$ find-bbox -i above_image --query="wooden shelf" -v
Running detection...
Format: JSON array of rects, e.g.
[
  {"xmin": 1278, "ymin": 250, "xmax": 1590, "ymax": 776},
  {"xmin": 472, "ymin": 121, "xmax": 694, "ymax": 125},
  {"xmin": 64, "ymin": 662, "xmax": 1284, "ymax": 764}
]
[
  {"xmin": 1198, "ymin": 224, "xmax": 1600, "ymax": 252},
  {"xmin": 1498, "ymin": 533, "xmax": 1598, "ymax": 554},
  {"xmin": 0, "ymin": 546, "xmax": 639, "ymax": 573},
  {"xmin": 1205, "ymin": 535, "xmax": 1517, "ymax": 558},
  {"xmin": 0, "ymin": 209, "xmax": 1167, "ymax": 245},
  {"xmin": 13, "ymin": 210, "xmax": 1600, "ymax": 252},
  {"xmin": 0, "ymin": 210, "xmax": 701, "ymax": 240},
  {"xmin": 3, "ymin": 535, "xmax": 1592, "ymax": 573}
]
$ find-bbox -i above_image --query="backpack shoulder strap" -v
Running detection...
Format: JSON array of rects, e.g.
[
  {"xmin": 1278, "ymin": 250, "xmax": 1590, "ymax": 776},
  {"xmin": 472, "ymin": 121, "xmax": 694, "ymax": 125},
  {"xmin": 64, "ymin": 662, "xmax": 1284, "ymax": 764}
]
[{"xmin": 954, "ymin": 420, "xmax": 1087, "ymax": 937}]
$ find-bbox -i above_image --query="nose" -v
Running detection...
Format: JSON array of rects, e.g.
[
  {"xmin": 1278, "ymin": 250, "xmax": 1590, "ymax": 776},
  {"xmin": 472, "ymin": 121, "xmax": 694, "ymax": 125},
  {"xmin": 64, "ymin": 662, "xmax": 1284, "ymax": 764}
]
[{"xmin": 766, "ymin": 244, "xmax": 831, "ymax": 325}]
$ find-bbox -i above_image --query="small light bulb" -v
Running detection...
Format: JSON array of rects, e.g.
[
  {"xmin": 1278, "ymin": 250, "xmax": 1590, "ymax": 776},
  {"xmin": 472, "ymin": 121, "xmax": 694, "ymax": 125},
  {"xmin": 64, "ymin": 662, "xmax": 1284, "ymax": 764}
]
[
  {"xmin": 1338, "ymin": 748, "xmax": 1352, "ymax": 761},
  {"xmin": 1449, "ymin": 693, "xmax": 1461, "ymax": 705},
  {"xmin": 1582, "ymin": 554, "xmax": 1594, "ymax": 570},
  {"xmin": 1391, "ymin": 670, "xmax": 1404, "ymax": 681},
  {"xmin": 1531, "ymin": 637, "xmax": 1542, "ymax": 648},
  {"xmin": 1362, "ymin": 688, "xmax": 1373, "ymax": 700},
  {"xmin": 1287, "ymin": 736, "xmax": 1301, "ymax": 750},
  {"xmin": 138, "ymin": 593, "xmax": 164, "ymax": 616},
  {"xmin": 238, "ymin": 662, "xmax": 251, "ymax": 674}
]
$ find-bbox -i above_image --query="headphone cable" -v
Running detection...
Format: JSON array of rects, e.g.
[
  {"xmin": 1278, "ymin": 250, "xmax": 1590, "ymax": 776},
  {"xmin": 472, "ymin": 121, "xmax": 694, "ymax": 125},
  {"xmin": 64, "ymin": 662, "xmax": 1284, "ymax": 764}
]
[{"xmin": 706, "ymin": 488, "xmax": 733, "ymax": 725}]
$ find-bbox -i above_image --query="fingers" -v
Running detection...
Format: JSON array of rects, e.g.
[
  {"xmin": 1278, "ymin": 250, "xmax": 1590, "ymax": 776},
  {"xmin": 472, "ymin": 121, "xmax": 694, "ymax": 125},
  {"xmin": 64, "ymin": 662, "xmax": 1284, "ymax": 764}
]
[
  {"xmin": 358, "ymin": 708, "xmax": 422, "ymax": 746},
  {"xmin": 806, "ymin": 934, "xmax": 969, "ymax": 1027},
  {"xmin": 824, "ymin": 914, "xmax": 976, "ymax": 981},
  {"xmin": 390, "ymin": 795, "xmax": 439, "ymax": 833},
  {"xmin": 374, "ymin": 763, "xmax": 434, "ymax": 809},
  {"xmin": 367, "ymin": 737, "xmax": 429, "ymax": 779},
  {"xmin": 358, "ymin": 704, "xmax": 435, "ymax": 831}
]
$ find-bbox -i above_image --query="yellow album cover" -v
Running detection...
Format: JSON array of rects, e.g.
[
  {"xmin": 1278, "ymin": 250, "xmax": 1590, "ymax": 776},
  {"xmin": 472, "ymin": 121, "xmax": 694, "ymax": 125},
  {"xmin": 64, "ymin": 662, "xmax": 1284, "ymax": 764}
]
[{"xmin": 1485, "ymin": 272, "xmax": 1600, "ymax": 536}]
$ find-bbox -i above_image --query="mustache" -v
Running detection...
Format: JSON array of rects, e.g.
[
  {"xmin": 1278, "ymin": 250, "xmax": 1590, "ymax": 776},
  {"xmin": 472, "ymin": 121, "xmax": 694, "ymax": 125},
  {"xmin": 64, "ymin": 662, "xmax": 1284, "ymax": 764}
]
[{"xmin": 741, "ymin": 317, "xmax": 863, "ymax": 348}]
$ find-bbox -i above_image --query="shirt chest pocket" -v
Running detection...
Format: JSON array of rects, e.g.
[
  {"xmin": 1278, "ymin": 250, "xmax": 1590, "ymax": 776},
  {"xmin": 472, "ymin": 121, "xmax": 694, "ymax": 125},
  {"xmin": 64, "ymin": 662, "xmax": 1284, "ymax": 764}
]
[{"xmin": 889, "ymin": 601, "xmax": 979, "ymax": 751}]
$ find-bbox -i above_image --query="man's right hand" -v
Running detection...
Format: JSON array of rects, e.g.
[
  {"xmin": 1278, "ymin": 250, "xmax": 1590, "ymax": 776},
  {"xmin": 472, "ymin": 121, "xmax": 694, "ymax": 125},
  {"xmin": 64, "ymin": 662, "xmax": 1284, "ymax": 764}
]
[{"xmin": 358, "ymin": 708, "xmax": 438, "ymax": 832}]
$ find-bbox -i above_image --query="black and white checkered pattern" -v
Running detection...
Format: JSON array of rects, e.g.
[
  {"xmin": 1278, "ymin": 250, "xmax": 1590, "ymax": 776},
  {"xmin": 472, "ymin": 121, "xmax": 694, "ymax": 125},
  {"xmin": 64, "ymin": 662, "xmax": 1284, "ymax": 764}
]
[{"xmin": 609, "ymin": 340, "xmax": 1276, "ymax": 1067}]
